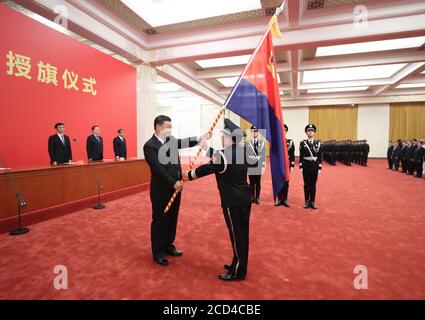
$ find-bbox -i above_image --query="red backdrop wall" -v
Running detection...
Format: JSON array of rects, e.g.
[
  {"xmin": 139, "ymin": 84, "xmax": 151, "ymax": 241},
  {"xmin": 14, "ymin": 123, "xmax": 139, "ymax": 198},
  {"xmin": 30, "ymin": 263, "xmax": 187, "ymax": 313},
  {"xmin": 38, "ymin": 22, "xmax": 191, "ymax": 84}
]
[{"xmin": 0, "ymin": 4, "xmax": 137, "ymax": 168}]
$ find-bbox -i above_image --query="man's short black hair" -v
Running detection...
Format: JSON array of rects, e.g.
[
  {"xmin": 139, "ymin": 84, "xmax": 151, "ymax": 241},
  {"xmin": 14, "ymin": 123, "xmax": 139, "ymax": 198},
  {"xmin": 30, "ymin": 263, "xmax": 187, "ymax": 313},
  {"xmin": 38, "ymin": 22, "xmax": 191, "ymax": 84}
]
[
  {"xmin": 154, "ymin": 115, "xmax": 171, "ymax": 129},
  {"xmin": 118, "ymin": 129, "xmax": 124, "ymax": 133},
  {"xmin": 91, "ymin": 125, "xmax": 99, "ymax": 131},
  {"xmin": 55, "ymin": 122, "xmax": 64, "ymax": 129}
]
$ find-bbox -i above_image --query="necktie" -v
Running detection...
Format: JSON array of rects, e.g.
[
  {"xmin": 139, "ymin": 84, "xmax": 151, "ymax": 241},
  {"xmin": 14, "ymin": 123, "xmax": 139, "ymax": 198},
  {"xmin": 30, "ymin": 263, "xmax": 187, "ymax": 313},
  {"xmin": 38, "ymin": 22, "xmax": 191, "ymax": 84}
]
[
  {"xmin": 60, "ymin": 135, "xmax": 65, "ymax": 146},
  {"xmin": 96, "ymin": 136, "xmax": 100, "ymax": 143}
]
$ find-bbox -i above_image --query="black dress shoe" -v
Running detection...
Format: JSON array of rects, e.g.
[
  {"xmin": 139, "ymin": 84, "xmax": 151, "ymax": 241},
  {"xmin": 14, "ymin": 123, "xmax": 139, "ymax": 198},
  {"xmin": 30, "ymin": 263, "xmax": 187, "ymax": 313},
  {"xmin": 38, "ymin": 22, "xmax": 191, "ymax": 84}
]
[
  {"xmin": 303, "ymin": 201, "xmax": 310, "ymax": 209},
  {"xmin": 224, "ymin": 264, "xmax": 232, "ymax": 271},
  {"xmin": 167, "ymin": 247, "xmax": 183, "ymax": 257},
  {"xmin": 154, "ymin": 257, "xmax": 169, "ymax": 266},
  {"xmin": 310, "ymin": 202, "xmax": 317, "ymax": 209},
  {"xmin": 255, "ymin": 199, "xmax": 261, "ymax": 205},
  {"xmin": 282, "ymin": 200, "xmax": 290, "ymax": 207},
  {"xmin": 218, "ymin": 272, "xmax": 245, "ymax": 281}
]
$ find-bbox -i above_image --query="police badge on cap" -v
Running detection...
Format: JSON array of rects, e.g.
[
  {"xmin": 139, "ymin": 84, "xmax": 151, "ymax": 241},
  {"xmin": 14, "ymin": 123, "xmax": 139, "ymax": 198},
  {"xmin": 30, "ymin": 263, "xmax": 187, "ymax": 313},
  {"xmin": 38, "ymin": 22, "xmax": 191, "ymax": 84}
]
[{"xmin": 305, "ymin": 124, "xmax": 317, "ymax": 133}]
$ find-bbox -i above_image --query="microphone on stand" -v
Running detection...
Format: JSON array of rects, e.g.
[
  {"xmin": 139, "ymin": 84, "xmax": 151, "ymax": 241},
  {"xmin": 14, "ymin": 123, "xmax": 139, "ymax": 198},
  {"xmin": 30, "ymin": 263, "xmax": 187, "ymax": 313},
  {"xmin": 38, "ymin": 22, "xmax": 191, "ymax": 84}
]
[
  {"xmin": 73, "ymin": 138, "xmax": 88, "ymax": 165},
  {"xmin": 93, "ymin": 179, "xmax": 106, "ymax": 210},
  {"xmin": 73, "ymin": 138, "xmax": 106, "ymax": 210},
  {"xmin": 0, "ymin": 152, "xmax": 29, "ymax": 236}
]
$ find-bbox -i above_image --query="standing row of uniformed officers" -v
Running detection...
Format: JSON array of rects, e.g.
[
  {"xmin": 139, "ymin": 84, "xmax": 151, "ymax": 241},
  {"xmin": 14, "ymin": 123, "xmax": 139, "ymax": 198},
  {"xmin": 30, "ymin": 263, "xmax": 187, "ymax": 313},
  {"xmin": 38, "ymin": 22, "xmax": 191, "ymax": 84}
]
[
  {"xmin": 387, "ymin": 139, "xmax": 425, "ymax": 178},
  {"xmin": 217, "ymin": 122, "xmax": 324, "ymax": 210},
  {"xmin": 322, "ymin": 140, "xmax": 370, "ymax": 166}
]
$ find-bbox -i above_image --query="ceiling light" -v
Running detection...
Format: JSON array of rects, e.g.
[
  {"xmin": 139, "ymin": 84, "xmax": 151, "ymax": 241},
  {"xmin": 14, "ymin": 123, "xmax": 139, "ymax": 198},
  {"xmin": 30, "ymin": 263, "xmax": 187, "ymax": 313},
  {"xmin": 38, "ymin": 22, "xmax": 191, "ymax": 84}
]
[
  {"xmin": 122, "ymin": 0, "xmax": 262, "ymax": 27},
  {"xmin": 217, "ymin": 77, "xmax": 239, "ymax": 87},
  {"xmin": 307, "ymin": 86, "xmax": 368, "ymax": 93},
  {"xmin": 316, "ymin": 36, "xmax": 425, "ymax": 57},
  {"xmin": 396, "ymin": 83, "xmax": 425, "ymax": 89},
  {"xmin": 302, "ymin": 64, "xmax": 407, "ymax": 83},
  {"xmin": 196, "ymin": 55, "xmax": 251, "ymax": 68}
]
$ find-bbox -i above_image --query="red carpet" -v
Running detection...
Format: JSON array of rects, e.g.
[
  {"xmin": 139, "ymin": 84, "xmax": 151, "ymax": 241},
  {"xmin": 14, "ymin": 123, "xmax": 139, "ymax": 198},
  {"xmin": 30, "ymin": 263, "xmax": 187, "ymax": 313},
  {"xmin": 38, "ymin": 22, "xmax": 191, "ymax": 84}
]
[{"xmin": 0, "ymin": 159, "xmax": 424, "ymax": 300}]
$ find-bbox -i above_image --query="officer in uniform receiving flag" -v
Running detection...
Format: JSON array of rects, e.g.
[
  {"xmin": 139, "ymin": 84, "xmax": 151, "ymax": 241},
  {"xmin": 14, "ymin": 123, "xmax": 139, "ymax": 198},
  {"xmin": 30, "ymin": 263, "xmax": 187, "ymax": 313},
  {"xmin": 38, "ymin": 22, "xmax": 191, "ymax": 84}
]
[
  {"xmin": 299, "ymin": 124, "xmax": 323, "ymax": 209},
  {"xmin": 246, "ymin": 125, "xmax": 266, "ymax": 205},
  {"xmin": 275, "ymin": 124, "xmax": 295, "ymax": 207},
  {"xmin": 184, "ymin": 119, "xmax": 255, "ymax": 281}
]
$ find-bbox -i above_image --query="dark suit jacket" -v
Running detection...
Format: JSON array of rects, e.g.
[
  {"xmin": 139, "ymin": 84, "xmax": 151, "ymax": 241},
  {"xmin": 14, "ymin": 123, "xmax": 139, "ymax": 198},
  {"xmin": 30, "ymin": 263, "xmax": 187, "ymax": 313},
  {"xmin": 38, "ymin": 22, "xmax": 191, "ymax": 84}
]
[
  {"xmin": 413, "ymin": 147, "xmax": 424, "ymax": 162},
  {"xmin": 86, "ymin": 134, "xmax": 103, "ymax": 161},
  {"xmin": 143, "ymin": 135, "xmax": 199, "ymax": 206},
  {"xmin": 387, "ymin": 145, "xmax": 394, "ymax": 159},
  {"xmin": 48, "ymin": 134, "xmax": 72, "ymax": 164},
  {"xmin": 113, "ymin": 136, "xmax": 127, "ymax": 158}
]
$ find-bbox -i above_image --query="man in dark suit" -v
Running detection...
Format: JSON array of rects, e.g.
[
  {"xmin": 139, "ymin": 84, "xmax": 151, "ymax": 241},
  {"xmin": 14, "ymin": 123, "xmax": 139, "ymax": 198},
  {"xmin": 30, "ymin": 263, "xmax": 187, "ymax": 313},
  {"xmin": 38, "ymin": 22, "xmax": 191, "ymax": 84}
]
[
  {"xmin": 48, "ymin": 122, "xmax": 72, "ymax": 165},
  {"xmin": 113, "ymin": 129, "xmax": 127, "ymax": 160},
  {"xmin": 387, "ymin": 142, "xmax": 394, "ymax": 170},
  {"xmin": 86, "ymin": 125, "xmax": 103, "ymax": 161},
  {"xmin": 413, "ymin": 140, "xmax": 424, "ymax": 178},
  {"xmin": 143, "ymin": 115, "xmax": 210, "ymax": 266},
  {"xmin": 392, "ymin": 140, "xmax": 402, "ymax": 171},
  {"xmin": 407, "ymin": 139, "xmax": 417, "ymax": 175},
  {"xmin": 400, "ymin": 141, "xmax": 408, "ymax": 173}
]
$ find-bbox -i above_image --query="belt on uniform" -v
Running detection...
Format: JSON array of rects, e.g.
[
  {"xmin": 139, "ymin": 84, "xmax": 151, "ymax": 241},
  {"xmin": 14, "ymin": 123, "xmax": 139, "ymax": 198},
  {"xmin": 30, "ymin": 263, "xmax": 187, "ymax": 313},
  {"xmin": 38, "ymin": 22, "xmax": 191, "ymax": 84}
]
[{"xmin": 304, "ymin": 156, "xmax": 318, "ymax": 161}]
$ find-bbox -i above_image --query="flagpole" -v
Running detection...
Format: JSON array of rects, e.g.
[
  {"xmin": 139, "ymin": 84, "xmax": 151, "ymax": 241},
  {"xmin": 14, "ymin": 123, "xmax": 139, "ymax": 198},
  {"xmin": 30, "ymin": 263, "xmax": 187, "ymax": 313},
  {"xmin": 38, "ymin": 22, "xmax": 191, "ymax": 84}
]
[
  {"xmin": 163, "ymin": 106, "xmax": 226, "ymax": 213},
  {"xmin": 163, "ymin": 1, "xmax": 286, "ymax": 213}
]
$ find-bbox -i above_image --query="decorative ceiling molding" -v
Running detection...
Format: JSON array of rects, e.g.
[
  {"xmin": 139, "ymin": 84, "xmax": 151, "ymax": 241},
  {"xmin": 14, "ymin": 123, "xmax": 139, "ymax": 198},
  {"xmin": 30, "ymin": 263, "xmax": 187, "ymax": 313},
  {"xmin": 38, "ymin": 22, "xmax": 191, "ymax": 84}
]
[
  {"xmin": 307, "ymin": 0, "xmax": 368, "ymax": 10},
  {"xmin": 100, "ymin": 0, "xmax": 284, "ymax": 35},
  {"xmin": 7, "ymin": 0, "xmax": 425, "ymax": 106}
]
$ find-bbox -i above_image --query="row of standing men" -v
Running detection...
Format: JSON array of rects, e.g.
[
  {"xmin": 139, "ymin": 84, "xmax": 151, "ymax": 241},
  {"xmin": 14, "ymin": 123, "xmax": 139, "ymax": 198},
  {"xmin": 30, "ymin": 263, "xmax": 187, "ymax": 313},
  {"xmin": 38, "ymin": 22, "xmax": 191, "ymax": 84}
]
[
  {"xmin": 387, "ymin": 139, "xmax": 425, "ymax": 178},
  {"xmin": 47, "ymin": 123, "xmax": 128, "ymax": 165}
]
